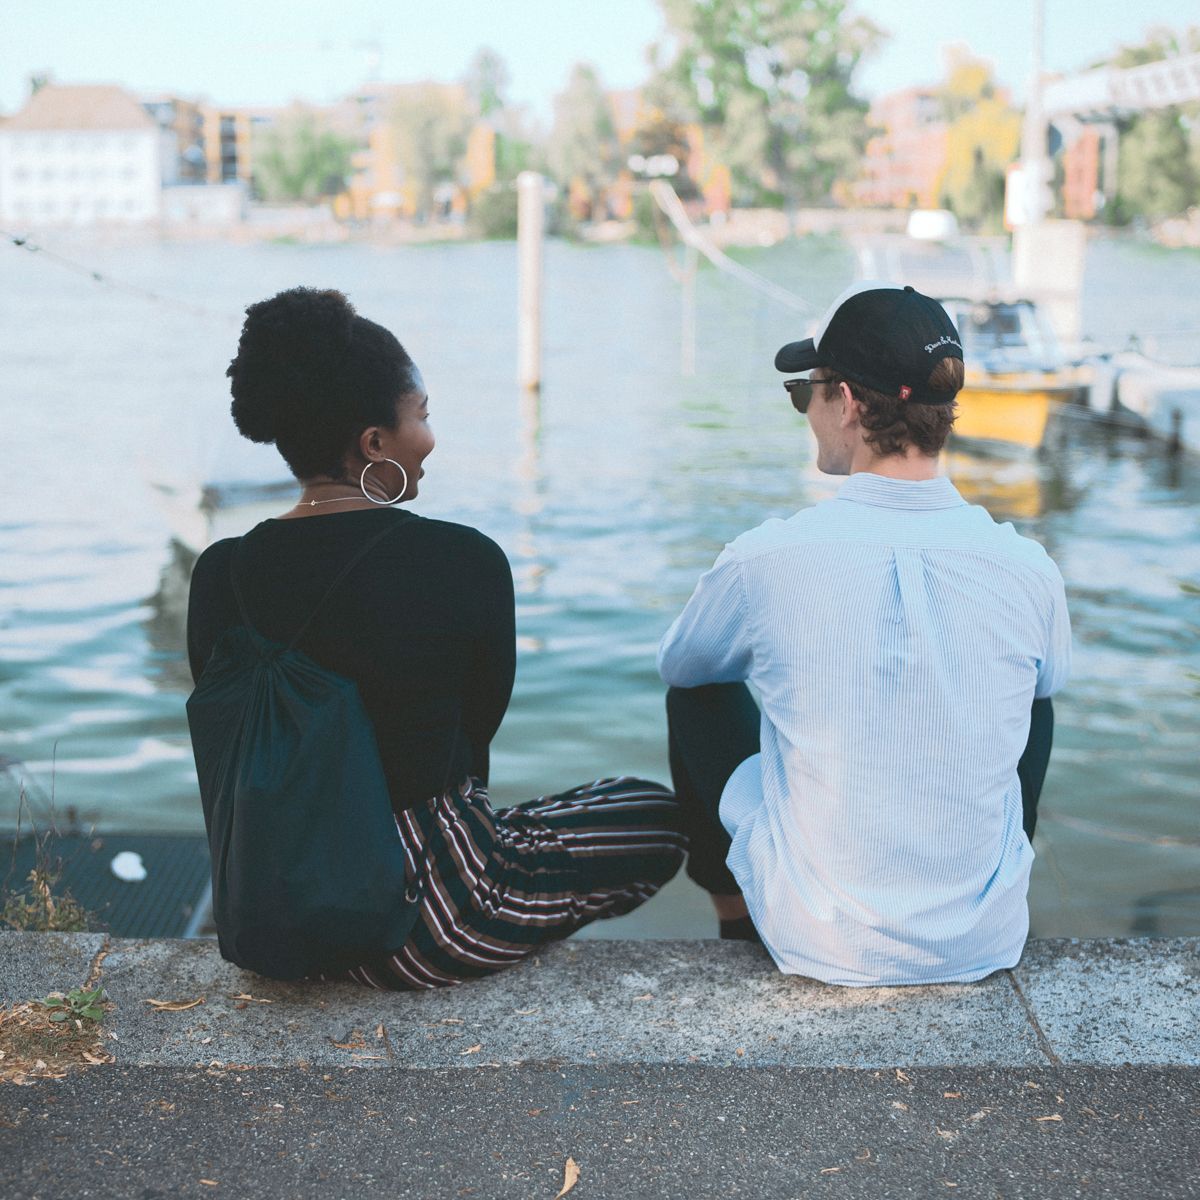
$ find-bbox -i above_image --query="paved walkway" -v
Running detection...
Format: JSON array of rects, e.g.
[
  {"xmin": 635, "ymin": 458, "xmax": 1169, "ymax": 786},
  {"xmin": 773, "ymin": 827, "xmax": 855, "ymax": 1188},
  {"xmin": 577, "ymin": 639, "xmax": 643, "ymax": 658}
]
[{"xmin": 2, "ymin": 934, "xmax": 1197, "ymax": 1197}]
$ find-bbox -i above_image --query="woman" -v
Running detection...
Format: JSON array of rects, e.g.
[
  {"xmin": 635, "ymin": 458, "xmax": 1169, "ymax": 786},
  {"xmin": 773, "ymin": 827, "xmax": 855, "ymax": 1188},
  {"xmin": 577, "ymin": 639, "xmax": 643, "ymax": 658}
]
[{"xmin": 187, "ymin": 286, "xmax": 685, "ymax": 989}]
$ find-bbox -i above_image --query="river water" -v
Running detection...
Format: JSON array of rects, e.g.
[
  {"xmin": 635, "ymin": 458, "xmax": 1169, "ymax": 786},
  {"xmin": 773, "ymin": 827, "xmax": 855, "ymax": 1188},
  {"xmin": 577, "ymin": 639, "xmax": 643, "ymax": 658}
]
[{"xmin": 1, "ymin": 233, "xmax": 1197, "ymax": 939}]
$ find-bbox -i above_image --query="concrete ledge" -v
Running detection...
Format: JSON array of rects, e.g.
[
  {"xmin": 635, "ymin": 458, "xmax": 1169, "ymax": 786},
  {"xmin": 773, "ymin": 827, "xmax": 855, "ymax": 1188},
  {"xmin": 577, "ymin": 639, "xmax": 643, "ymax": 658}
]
[{"xmin": 3, "ymin": 934, "xmax": 1197, "ymax": 1069}]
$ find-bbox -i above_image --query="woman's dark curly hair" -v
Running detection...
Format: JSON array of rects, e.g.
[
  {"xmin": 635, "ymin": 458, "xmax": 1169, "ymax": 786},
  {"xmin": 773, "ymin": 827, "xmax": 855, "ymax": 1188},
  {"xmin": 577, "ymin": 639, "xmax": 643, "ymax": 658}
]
[{"xmin": 227, "ymin": 287, "xmax": 418, "ymax": 481}]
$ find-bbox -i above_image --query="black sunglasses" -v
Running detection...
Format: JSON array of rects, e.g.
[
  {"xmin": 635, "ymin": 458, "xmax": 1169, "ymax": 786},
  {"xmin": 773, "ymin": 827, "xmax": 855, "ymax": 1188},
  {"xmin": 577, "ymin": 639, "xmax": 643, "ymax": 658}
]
[{"xmin": 783, "ymin": 376, "xmax": 837, "ymax": 415}]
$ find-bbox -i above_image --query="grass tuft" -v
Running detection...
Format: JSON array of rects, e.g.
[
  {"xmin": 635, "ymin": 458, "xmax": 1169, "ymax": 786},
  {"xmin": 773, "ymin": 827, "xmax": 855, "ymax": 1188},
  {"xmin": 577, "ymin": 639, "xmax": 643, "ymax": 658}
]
[{"xmin": 1, "ymin": 784, "xmax": 96, "ymax": 933}]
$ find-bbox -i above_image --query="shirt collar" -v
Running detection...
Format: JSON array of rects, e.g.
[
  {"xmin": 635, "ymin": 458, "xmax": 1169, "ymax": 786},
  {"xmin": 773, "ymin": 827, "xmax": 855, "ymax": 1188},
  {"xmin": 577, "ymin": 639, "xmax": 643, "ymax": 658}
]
[{"xmin": 836, "ymin": 472, "xmax": 967, "ymax": 511}]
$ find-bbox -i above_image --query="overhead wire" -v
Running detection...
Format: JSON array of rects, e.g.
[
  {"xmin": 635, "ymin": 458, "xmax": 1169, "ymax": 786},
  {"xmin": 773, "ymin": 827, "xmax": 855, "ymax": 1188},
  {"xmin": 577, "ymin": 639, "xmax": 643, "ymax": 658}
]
[{"xmin": 3, "ymin": 228, "xmax": 241, "ymax": 325}]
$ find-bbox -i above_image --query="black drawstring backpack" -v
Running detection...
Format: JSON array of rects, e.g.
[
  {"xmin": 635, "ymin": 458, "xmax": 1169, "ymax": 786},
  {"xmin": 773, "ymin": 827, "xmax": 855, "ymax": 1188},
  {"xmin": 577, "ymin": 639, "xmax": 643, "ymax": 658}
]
[{"xmin": 187, "ymin": 522, "xmax": 423, "ymax": 980}]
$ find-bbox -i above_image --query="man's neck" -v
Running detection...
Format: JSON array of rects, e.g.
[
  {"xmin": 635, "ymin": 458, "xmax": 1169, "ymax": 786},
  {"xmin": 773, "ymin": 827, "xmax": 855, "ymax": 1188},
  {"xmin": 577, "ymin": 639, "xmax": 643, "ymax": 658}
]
[{"xmin": 847, "ymin": 444, "xmax": 941, "ymax": 481}]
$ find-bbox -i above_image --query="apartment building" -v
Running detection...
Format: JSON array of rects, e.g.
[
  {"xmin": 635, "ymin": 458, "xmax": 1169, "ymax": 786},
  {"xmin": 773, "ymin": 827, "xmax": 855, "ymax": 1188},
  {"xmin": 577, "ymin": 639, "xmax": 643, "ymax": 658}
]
[{"xmin": 0, "ymin": 84, "xmax": 164, "ymax": 225}]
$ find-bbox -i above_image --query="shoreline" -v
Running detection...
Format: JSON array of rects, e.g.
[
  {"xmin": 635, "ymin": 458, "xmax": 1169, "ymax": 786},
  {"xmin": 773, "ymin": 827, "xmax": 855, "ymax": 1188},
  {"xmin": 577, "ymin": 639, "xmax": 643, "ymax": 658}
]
[{"xmin": 8, "ymin": 208, "xmax": 1196, "ymax": 252}]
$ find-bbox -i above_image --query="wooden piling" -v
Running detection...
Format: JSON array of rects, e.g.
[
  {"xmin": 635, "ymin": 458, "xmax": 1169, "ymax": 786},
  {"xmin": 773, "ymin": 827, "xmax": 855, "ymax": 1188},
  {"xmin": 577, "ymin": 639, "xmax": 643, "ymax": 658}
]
[{"xmin": 517, "ymin": 171, "xmax": 544, "ymax": 391}]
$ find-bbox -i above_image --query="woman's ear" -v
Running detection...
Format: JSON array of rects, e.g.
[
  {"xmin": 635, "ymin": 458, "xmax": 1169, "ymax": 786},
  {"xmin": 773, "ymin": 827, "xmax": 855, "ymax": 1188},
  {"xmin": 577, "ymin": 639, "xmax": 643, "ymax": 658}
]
[{"xmin": 358, "ymin": 425, "xmax": 384, "ymax": 462}]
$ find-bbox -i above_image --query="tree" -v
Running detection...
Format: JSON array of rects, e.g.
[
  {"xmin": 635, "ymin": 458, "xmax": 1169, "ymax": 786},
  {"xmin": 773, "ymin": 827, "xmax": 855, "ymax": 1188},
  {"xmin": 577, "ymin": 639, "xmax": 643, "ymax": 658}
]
[
  {"xmin": 933, "ymin": 51, "xmax": 1020, "ymax": 232},
  {"xmin": 650, "ymin": 0, "xmax": 882, "ymax": 206},
  {"xmin": 1103, "ymin": 26, "xmax": 1200, "ymax": 224},
  {"xmin": 462, "ymin": 46, "xmax": 539, "ymax": 186},
  {"xmin": 546, "ymin": 63, "xmax": 620, "ymax": 205},
  {"xmin": 464, "ymin": 47, "xmax": 510, "ymax": 118},
  {"xmin": 1115, "ymin": 111, "xmax": 1195, "ymax": 222},
  {"xmin": 254, "ymin": 107, "xmax": 356, "ymax": 203},
  {"xmin": 386, "ymin": 84, "xmax": 471, "ymax": 219}
]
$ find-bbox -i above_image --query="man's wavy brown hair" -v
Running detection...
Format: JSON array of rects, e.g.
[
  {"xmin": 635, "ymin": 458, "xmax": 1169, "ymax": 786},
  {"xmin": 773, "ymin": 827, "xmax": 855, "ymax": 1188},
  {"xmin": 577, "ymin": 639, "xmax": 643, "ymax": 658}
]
[{"xmin": 828, "ymin": 358, "xmax": 963, "ymax": 457}]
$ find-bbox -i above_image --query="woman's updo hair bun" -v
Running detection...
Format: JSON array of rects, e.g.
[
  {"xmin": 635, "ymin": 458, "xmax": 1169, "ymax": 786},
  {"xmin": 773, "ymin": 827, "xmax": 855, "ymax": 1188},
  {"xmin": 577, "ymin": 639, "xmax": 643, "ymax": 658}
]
[{"xmin": 227, "ymin": 286, "xmax": 417, "ymax": 481}]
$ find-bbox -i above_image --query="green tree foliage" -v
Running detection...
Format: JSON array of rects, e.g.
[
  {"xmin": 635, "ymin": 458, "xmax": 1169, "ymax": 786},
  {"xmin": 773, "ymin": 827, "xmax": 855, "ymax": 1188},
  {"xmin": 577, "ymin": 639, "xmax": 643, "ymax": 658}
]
[
  {"xmin": 1104, "ymin": 26, "xmax": 1200, "ymax": 224},
  {"xmin": 495, "ymin": 134, "xmax": 537, "ymax": 182},
  {"xmin": 462, "ymin": 46, "xmax": 539, "ymax": 186},
  {"xmin": 254, "ymin": 108, "xmax": 356, "ymax": 203},
  {"xmin": 464, "ymin": 47, "xmax": 510, "ymax": 118},
  {"xmin": 652, "ymin": 0, "xmax": 882, "ymax": 206},
  {"xmin": 470, "ymin": 186, "xmax": 520, "ymax": 239},
  {"xmin": 546, "ymin": 63, "xmax": 620, "ymax": 196},
  {"xmin": 1115, "ymin": 112, "xmax": 1195, "ymax": 222},
  {"xmin": 387, "ymin": 85, "xmax": 471, "ymax": 219}
]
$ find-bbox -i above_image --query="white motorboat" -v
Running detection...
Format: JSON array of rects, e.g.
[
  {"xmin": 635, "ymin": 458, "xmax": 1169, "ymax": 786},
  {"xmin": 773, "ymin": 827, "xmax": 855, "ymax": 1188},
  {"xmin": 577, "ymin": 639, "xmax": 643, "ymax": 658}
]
[{"xmin": 1095, "ymin": 352, "xmax": 1200, "ymax": 455}]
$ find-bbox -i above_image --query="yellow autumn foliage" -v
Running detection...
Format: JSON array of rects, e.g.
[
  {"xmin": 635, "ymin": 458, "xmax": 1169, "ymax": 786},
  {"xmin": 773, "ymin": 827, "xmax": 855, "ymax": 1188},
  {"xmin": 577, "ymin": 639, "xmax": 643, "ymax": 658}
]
[
  {"xmin": 939, "ymin": 99, "xmax": 1021, "ymax": 193},
  {"xmin": 934, "ymin": 56, "xmax": 1022, "ymax": 229}
]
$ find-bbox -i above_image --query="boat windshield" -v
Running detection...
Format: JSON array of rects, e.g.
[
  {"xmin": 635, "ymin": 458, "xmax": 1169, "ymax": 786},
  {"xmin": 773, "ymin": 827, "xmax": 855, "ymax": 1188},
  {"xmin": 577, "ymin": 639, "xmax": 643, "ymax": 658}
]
[{"xmin": 949, "ymin": 301, "xmax": 1062, "ymax": 372}]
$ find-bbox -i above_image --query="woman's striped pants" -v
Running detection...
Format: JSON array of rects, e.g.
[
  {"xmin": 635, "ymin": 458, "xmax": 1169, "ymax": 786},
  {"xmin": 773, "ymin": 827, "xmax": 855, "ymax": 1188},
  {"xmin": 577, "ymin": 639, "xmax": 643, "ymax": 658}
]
[{"xmin": 329, "ymin": 775, "xmax": 686, "ymax": 990}]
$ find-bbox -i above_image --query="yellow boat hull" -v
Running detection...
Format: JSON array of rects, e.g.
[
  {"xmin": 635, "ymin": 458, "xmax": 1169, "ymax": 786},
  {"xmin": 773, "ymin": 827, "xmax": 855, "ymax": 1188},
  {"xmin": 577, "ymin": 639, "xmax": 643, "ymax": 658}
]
[{"xmin": 953, "ymin": 372, "xmax": 1087, "ymax": 450}]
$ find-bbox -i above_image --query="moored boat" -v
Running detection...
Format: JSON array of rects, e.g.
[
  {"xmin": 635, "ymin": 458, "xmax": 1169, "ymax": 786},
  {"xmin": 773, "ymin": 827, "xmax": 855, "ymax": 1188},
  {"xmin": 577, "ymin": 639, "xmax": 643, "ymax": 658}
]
[
  {"xmin": 1101, "ymin": 352, "xmax": 1200, "ymax": 456},
  {"xmin": 939, "ymin": 296, "xmax": 1088, "ymax": 451}
]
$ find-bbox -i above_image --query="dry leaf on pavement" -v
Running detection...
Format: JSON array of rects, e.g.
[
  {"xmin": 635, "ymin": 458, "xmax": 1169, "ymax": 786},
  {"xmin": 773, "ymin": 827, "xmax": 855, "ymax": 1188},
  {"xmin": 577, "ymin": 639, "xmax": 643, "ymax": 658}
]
[
  {"xmin": 554, "ymin": 1157, "xmax": 580, "ymax": 1199},
  {"xmin": 144, "ymin": 997, "xmax": 205, "ymax": 1012}
]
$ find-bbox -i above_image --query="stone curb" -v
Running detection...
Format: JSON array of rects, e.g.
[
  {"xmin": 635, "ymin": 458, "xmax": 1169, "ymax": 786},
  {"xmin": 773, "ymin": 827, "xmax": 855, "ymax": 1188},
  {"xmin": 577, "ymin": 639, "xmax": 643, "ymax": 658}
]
[{"xmin": 2, "ymin": 934, "xmax": 1196, "ymax": 1070}]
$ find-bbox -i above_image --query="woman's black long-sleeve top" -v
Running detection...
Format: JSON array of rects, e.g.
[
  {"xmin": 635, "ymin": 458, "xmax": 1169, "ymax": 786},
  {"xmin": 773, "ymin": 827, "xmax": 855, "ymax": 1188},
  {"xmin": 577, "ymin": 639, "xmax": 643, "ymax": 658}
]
[{"xmin": 186, "ymin": 508, "xmax": 516, "ymax": 813}]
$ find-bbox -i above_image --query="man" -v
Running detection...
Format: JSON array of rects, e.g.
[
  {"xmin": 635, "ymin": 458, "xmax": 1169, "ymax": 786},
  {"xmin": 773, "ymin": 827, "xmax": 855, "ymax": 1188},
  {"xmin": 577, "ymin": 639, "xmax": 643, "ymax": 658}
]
[{"xmin": 658, "ymin": 282, "xmax": 1070, "ymax": 986}]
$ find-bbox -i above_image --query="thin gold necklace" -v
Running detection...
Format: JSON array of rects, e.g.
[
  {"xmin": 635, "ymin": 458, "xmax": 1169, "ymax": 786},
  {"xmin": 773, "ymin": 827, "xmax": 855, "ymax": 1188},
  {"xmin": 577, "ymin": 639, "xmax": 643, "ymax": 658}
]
[
  {"xmin": 298, "ymin": 478, "xmax": 371, "ymax": 508},
  {"xmin": 301, "ymin": 492, "xmax": 368, "ymax": 507}
]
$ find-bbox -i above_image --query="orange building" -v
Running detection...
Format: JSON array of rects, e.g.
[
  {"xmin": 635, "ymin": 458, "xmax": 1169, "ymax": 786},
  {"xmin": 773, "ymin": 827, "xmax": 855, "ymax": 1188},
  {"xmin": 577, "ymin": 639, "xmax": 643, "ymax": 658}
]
[
  {"xmin": 202, "ymin": 106, "xmax": 277, "ymax": 187},
  {"xmin": 856, "ymin": 87, "xmax": 950, "ymax": 209},
  {"xmin": 1060, "ymin": 122, "xmax": 1118, "ymax": 221},
  {"xmin": 331, "ymin": 81, "xmax": 492, "ymax": 222}
]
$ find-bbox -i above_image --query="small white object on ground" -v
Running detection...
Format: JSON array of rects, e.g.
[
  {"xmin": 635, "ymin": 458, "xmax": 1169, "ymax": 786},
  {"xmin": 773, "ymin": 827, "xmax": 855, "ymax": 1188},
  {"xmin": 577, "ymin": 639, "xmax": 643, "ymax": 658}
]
[{"xmin": 110, "ymin": 851, "xmax": 147, "ymax": 882}]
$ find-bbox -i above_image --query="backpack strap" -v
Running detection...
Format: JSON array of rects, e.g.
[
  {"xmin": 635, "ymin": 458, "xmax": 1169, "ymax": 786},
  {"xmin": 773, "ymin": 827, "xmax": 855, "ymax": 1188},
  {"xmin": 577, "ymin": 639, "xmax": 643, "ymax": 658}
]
[{"xmin": 229, "ymin": 517, "xmax": 413, "ymax": 649}]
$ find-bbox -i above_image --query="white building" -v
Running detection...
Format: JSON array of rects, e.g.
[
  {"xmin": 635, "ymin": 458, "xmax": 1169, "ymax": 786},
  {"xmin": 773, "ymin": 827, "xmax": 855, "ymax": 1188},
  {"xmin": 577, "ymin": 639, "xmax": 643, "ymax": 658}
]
[{"xmin": 0, "ymin": 84, "xmax": 163, "ymax": 226}]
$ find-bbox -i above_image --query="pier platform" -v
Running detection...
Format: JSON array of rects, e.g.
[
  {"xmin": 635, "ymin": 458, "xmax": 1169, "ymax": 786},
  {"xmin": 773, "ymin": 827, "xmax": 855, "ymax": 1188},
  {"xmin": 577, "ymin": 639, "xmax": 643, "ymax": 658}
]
[{"xmin": 1, "ymin": 933, "xmax": 1197, "ymax": 1198}]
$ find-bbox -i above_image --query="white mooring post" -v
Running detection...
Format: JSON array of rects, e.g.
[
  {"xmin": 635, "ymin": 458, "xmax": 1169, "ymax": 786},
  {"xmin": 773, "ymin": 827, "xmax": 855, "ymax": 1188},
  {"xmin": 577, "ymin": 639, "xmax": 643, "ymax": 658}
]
[
  {"xmin": 681, "ymin": 242, "xmax": 699, "ymax": 377},
  {"xmin": 517, "ymin": 171, "xmax": 545, "ymax": 391}
]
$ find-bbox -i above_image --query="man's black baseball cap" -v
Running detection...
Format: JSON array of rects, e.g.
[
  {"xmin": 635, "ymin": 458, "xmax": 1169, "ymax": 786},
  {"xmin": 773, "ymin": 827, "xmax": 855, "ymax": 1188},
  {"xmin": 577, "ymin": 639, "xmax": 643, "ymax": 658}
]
[{"xmin": 775, "ymin": 281, "xmax": 963, "ymax": 404}]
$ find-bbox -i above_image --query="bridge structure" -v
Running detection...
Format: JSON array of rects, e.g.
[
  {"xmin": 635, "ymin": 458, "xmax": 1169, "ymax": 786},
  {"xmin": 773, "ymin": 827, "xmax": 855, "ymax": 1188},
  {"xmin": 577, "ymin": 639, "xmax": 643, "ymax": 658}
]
[
  {"xmin": 1042, "ymin": 51, "xmax": 1200, "ymax": 118},
  {"xmin": 1011, "ymin": 34, "xmax": 1199, "ymax": 311},
  {"xmin": 1027, "ymin": 50, "xmax": 1200, "ymax": 224}
]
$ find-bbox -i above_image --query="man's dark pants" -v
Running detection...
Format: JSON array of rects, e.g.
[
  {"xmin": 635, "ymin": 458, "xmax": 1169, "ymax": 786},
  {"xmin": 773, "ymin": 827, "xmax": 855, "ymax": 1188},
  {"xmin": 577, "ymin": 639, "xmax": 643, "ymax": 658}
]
[{"xmin": 667, "ymin": 682, "xmax": 1055, "ymax": 896}]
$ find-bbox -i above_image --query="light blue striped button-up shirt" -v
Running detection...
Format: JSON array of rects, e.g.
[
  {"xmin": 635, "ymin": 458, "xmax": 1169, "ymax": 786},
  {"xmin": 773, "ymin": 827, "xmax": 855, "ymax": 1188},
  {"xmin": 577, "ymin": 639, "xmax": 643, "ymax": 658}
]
[{"xmin": 658, "ymin": 472, "xmax": 1071, "ymax": 985}]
